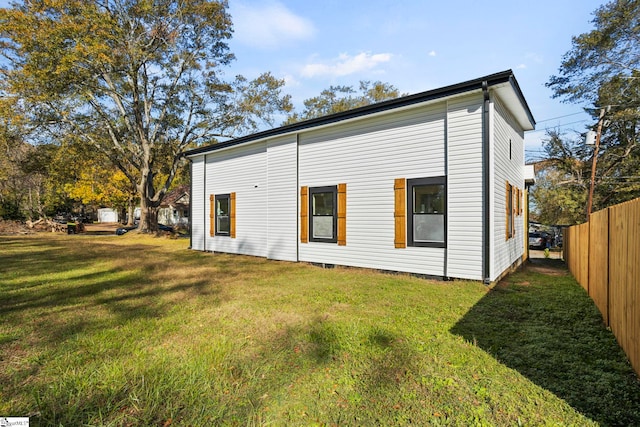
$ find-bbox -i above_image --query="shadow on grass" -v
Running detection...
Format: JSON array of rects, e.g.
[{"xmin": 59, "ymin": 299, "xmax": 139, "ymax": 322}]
[
  {"xmin": 451, "ymin": 259, "xmax": 640, "ymax": 426},
  {"xmin": 0, "ymin": 236, "xmax": 228, "ymax": 347}
]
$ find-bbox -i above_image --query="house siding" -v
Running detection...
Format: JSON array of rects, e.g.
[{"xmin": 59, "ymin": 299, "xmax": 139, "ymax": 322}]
[
  {"xmin": 187, "ymin": 72, "xmax": 535, "ymax": 282},
  {"xmin": 298, "ymin": 103, "xmax": 447, "ymax": 276},
  {"xmin": 205, "ymin": 143, "xmax": 268, "ymax": 257},
  {"xmin": 492, "ymin": 94, "xmax": 526, "ymax": 280},
  {"xmin": 267, "ymin": 135, "xmax": 298, "ymax": 261},
  {"xmin": 191, "ymin": 156, "xmax": 205, "ymax": 251},
  {"xmin": 446, "ymin": 94, "xmax": 484, "ymax": 280}
]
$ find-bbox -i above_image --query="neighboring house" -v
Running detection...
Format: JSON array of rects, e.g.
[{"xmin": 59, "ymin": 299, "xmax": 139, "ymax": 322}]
[
  {"xmin": 185, "ymin": 70, "xmax": 536, "ymax": 283},
  {"xmin": 158, "ymin": 184, "xmax": 190, "ymax": 226}
]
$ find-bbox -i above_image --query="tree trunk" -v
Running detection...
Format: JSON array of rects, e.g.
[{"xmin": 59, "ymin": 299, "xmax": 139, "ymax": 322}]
[
  {"xmin": 137, "ymin": 163, "xmax": 159, "ymax": 233},
  {"xmin": 126, "ymin": 195, "xmax": 136, "ymax": 226},
  {"xmin": 138, "ymin": 199, "xmax": 158, "ymax": 232}
]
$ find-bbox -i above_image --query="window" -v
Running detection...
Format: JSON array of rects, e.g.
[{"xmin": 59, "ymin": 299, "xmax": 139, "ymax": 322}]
[
  {"xmin": 506, "ymin": 182, "xmax": 514, "ymax": 239},
  {"xmin": 407, "ymin": 177, "xmax": 446, "ymax": 248},
  {"xmin": 215, "ymin": 194, "xmax": 230, "ymax": 236},
  {"xmin": 309, "ymin": 186, "xmax": 337, "ymax": 243},
  {"xmin": 209, "ymin": 193, "xmax": 236, "ymax": 238},
  {"xmin": 301, "ymin": 184, "xmax": 346, "ymax": 245}
]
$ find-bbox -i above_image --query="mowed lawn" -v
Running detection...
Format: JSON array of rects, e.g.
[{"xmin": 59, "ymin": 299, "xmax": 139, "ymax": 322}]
[{"xmin": 1, "ymin": 234, "xmax": 639, "ymax": 426}]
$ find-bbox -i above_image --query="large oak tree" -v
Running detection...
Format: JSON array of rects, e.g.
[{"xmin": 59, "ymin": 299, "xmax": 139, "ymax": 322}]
[
  {"xmin": 545, "ymin": 0, "xmax": 640, "ymax": 218},
  {"xmin": 0, "ymin": 0, "xmax": 291, "ymax": 231}
]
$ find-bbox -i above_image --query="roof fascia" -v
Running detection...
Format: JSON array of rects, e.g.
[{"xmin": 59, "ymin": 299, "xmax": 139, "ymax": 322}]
[{"xmin": 186, "ymin": 70, "xmax": 531, "ymax": 158}]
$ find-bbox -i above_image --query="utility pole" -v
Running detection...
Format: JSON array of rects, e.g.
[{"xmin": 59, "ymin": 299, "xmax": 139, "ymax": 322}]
[{"xmin": 586, "ymin": 107, "xmax": 607, "ymax": 221}]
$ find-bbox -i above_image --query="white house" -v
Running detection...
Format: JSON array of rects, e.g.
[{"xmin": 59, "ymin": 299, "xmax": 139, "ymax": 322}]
[
  {"xmin": 185, "ymin": 70, "xmax": 535, "ymax": 283},
  {"xmin": 158, "ymin": 184, "xmax": 190, "ymax": 226}
]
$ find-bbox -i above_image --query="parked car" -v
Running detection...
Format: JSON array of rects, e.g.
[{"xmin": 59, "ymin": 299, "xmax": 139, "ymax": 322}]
[
  {"xmin": 115, "ymin": 223, "xmax": 173, "ymax": 235},
  {"xmin": 529, "ymin": 232, "xmax": 547, "ymax": 250}
]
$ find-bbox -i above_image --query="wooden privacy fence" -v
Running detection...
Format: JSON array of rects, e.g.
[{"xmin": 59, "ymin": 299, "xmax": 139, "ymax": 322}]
[{"xmin": 564, "ymin": 197, "xmax": 640, "ymax": 375}]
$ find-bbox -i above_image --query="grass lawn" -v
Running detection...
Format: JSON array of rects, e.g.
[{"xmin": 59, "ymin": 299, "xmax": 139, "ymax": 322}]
[{"xmin": 1, "ymin": 234, "xmax": 639, "ymax": 426}]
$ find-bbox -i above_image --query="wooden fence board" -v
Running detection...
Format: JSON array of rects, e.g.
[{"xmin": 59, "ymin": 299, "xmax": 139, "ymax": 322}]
[
  {"xmin": 576, "ymin": 222, "xmax": 590, "ymax": 290},
  {"xmin": 589, "ymin": 208, "xmax": 609, "ymax": 325}
]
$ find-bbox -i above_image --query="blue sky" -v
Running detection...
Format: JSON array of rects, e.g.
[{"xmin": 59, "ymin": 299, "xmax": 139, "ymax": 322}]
[
  {"xmin": 0, "ymin": 0, "xmax": 606, "ymax": 160},
  {"xmin": 227, "ymin": 0, "xmax": 606, "ymax": 160}
]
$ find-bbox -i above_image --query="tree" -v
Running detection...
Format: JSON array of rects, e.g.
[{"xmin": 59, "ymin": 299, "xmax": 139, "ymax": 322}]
[
  {"xmin": 285, "ymin": 81, "xmax": 403, "ymax": 124},
  {"xmin": 530, "ymin": 130, "xmax": 590, "ymax": 225},
  {"xmin": 531, "ymin": 125, "xmax": 640, "ymax": 225},
  {"xmin": 545, "ymin": 0, "xmax": 640, "ymax": 217},
  {"xmin": 0, "ymin": 0, "xmax": 292, "ymax": 232},
  {"xmin": 0, "ymin": 96, "xmax": 55, "ymax": 220},
  {"xmin": 547, "ymin": 0, "xmax": 640, "ymax": 105}
]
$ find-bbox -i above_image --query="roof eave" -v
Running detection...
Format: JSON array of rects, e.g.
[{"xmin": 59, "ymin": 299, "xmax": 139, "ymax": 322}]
[{"xmin": 185, "ymin": 70, "xmax": 534, "ymax": 157}]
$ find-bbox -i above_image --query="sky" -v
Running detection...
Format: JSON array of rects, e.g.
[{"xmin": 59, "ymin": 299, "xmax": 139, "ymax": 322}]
[
  {"xmin": 225, "ymin": 0, "xmax": 606, "ymax": 161},
  {"xmin": 0, "ymin": 0, "xmax": 606, "ymax": 161}
]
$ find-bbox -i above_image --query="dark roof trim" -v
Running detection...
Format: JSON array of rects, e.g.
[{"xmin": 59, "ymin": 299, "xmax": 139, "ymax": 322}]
[{"xmin": 185, "ymin": 69, "xmax": 535, "ymax": 157}]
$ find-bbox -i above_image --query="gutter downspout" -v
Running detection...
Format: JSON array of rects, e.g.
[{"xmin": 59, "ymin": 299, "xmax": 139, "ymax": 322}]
[
  {"xmin": 482, "ymin": 81, "xmax": 491, "ymax": 284},
  {"xmin": 188, "ymin": 157, "xmax": 193, "ymax": 250}
]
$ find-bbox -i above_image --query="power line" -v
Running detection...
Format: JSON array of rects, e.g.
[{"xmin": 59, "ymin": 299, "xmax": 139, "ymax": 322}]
[
  {"xmin": 527, "ymin": 119, "xmax": 591, "ymax": 134},
  {"xmin": 535, "ymin": 111, "xmax": 586, "ymax": 124}
]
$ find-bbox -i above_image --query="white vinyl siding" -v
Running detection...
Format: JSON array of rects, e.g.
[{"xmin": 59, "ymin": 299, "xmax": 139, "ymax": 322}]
[
  {"xmin": 492, "ymin": 95, "xmax": 526, "ymax": 279},
  {"xmin": 190, "ymin": 156, "xmax": 205, "ymax": 251},
  {"xmin": 267, "ymin": 136, "xmax": 298, "ymax": 261},
  {"xmin": 205, "ymin": 143, "xmax": 268, "ymax": 257},
  {"xmin": 188, "ymin": 76, "xmax": 534, "ymax": 282},
  {"xmin": 446, "ymin": 94, "xmax": 484, "ymax": 280},
  {"xmin": 299, "ymin": 103, "xmax": 447, "ymax": 276}
]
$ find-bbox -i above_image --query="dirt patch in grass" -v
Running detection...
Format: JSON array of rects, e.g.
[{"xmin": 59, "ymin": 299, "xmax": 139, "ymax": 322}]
[
  {"xmin": 525, "ymin": 258, "xmax": 568, "ymax": 276},
  {"xmin": 83, "ymin": 222, "xmax": 120, "ymax": 233}
]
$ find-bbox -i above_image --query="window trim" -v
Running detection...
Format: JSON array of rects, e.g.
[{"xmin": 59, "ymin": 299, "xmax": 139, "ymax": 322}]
[
  {"xmin": 407, "ymin": 176, "xmax": 447, "ymax": 248},
  {"xmin": 309, "ymin": 185, "xmax": 337, "ymax": 243},
  {"xmin": 215, "ymin": 193, "xmax": 231, "ymax": 236}
]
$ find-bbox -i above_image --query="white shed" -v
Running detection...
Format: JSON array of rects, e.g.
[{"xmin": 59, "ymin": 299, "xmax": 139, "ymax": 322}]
[
  {"xmin": 97, "ymin": 208, "xmax": 119, "ymax": 223},
  {"xmin": 185, "ymin": 70, "xmax": 535, "ymax": 283}
]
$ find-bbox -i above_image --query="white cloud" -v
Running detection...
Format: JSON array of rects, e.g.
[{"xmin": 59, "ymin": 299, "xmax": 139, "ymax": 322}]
[
  {"xmin": 428, "ymin": 50, "xmax": 437, "ymax": 57},
  {"xmin": 300, "ymin": 52, "xmax": 393, "ymax": 78},
  {"xmin": 231, "ymin": 2, "xmax": 315, "ymax": 49},
  {"xmin": 516, "ymin": 63, "xmax": 527, "ymax": 69},
  {"xmin": 283, "ymin": 74, "xmax": 301, "ymax": 87}
]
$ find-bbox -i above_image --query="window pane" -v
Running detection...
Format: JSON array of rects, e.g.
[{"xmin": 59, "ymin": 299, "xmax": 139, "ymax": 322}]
[
  {"xmin": 217, "ymin": 198, "xmax": 229, "ymax": 216},
  {"xmin": 413, "ymin": 214, "xmax": 444, "ymax": 242},
  {"xmin": 312, "ymin": 192, "xmax": 334, "ymax": 216},
  {"xmin": 414, "ymin": 184, "xmax": 445, "ymax": 213},
  {"xmin": 217, "ymin": 215, "xmax": 230, "ymax": 233},
  {"xmin": 312, "ymin": 216, "xmax": 334, "ymax": 238}
]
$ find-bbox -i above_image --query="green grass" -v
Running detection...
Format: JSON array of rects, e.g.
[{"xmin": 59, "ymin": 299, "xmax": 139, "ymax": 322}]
[{"xmin": 1, "ymin": 235, "xmax": 639, "ymax": 426}]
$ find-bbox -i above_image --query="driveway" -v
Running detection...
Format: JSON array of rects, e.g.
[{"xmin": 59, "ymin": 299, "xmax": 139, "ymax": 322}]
[{"xmin": 529, "ymin": 248, "xmax": 563, "ymax": 260}]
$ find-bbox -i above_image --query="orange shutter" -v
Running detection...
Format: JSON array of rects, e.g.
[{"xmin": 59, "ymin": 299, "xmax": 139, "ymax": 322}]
[
  {"xmin": 209, "ymin": 194, "xmax": 215, "ymax": 237},
  {"xmin": 394, "ymin": 178, "xmax": 406, "ymax": 248},
  {"xmin": 505, "ymin": 181, "xmax": 510, "ymax": 240},
  {"xmin": 337, "ymin": 183, "xmax": 347, "ymax": 246},
  {"xmin": 230, "ymin": 192, "xmax": 236, "ymax": 239},
  {"xmin": 519, "ymin": 188, "xmax": 524, "ymax": 215},
  {"xmin": 513, "ymin": 187, "xmax": 517, "ymax": 236},
  {"xmin": 300, "ymin": 186, "xmax": 308, "ymax": 243}
]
